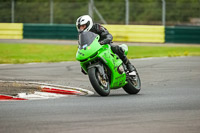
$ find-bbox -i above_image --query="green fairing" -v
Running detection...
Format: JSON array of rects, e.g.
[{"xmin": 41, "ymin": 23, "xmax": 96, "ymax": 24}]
[
  {"xmin": 76, "ymin": 35, "xmax": 101, "ymax": 61},
  {"xmin": 76, "ymin": 33, "xmax": 127, "ymax": 89},
  {"xmin": 98, "ymin": 45, "xmax": 127, "ymax": 89}
]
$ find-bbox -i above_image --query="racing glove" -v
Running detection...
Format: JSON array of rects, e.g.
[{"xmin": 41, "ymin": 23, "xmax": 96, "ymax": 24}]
[{"xmin": 99, "ymin": 39, "xmax": 111, "ymax": 45}]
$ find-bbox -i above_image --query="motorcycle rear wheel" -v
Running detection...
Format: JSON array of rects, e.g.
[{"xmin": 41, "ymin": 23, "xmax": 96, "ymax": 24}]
[
  {"xmin": 123, "ymin": 68, "xmax": 141, "ymax": 94},
  {"xmin": 88, "ymin": 67, "xmax": 110, "ymax": 96}
]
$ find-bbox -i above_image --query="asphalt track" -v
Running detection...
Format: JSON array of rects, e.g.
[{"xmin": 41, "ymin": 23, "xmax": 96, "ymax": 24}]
[{"xmin": 0, "ymin": 56, "xmax": 200, "ymax": 133}]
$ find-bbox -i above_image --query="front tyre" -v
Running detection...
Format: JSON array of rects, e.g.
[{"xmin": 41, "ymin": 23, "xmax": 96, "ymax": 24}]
[
  {"xmin": 88, "ymin": 67, "xmax": 110, "ymax": 96},
  {"xmin": 123, "ymin": 68, "xmax": 141, "ymax": 94}
]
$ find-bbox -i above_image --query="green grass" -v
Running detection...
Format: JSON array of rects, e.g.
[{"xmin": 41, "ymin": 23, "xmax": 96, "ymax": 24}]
[
  {"xmin": 0, "ymin": 43, "xmax": 200, "ymax": 64},
  {"xmin": 0, "ymin": 43, "xmax": 77, "ymax": 64},
  {"xmin": 127, "ymin": 45, "xmax": 200, "ymax": 59}
]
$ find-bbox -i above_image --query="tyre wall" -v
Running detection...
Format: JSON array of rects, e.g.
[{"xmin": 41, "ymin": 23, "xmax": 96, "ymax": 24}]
[
  {"xmin": 103, "ymin": 25, "xmax": 165, "ymax": 43},
  {"xmin": 0, "ymin": 23, "xmax": 200, "ymax": 44},
  {"xmin": 23, "ymin": 24, "xmax": 78, "ymax": 40},
  {"xmin": 0, "ymin": 23, "xmax": 23, "ymax": 39},
  {"xmin": 165, "ymin": 26, "xmax": 200, "ymax": 43}
]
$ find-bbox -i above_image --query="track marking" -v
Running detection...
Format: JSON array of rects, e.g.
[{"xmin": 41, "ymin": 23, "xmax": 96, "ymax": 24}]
[{"xmin": 0, "ymin": 80, "xmax": 94, "ymax": 101}]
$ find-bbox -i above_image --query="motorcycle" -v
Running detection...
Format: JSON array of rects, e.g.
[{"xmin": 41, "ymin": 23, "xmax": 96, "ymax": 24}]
[{"xmin": 76, "ymin": 31, "xmax": 141, "ymax": 96}]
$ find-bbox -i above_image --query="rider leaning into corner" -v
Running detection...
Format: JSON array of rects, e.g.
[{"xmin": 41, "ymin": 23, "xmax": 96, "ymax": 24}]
[{"xmin": 76, "ymin": 15, "xmax": 135, "ymax": 73}]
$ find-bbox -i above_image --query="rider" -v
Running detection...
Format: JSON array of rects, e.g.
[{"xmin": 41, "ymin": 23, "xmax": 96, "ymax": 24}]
[{"xmin": 76, "ymin": 15, "xmax": 135, "ymax": 72}]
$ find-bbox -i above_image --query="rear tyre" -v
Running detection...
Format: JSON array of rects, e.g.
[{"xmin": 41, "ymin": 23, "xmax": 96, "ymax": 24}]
[
  {"xmin": 88, "ymin": 67, "xmax": 110, "ymax": 96},
  {"xmin": 123, "ymin": 68, "xmax": 141, "ymax": 94}
]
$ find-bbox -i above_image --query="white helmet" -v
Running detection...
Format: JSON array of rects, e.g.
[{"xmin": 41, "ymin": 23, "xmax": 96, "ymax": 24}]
[{"xmin": 76, "ymin": 15, "xmax": 93, "ymax": 33}]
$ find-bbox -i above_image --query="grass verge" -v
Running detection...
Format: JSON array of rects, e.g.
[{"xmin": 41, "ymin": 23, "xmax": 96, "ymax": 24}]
[{"xmin": 0, "ymin": 43, "xmax": 200, "ymax": 64}]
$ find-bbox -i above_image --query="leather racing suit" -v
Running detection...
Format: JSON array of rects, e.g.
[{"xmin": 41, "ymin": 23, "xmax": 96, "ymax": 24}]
[{"xmin": 89, "ymin": 23, "xmax": 134, "ymax": 72}]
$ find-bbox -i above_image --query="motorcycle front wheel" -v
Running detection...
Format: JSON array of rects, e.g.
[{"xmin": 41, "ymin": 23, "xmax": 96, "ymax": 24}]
[{"xmin": 88, "ymin": 67, "xmax": 110, "ymax": 96}]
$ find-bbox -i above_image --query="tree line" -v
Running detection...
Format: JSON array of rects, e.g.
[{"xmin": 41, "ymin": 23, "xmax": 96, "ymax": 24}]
[{"xmin": 0, "ymin": 0, "xmax": 199, "ymax": 25}]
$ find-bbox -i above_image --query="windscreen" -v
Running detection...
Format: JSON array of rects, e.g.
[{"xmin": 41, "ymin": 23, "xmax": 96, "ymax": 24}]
[{"xmin": 78, "ymin": 31, "xmax": 98, "ymax": 49}]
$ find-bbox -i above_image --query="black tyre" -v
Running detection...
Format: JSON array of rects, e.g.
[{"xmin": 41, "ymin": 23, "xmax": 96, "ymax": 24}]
[
  {"xmin": 123, "ymin": 68, "xmax": 141, "ymax": 94},
  {"xmin": 88, "ymin": 67, "xmax": 110, "ymax": 96}
]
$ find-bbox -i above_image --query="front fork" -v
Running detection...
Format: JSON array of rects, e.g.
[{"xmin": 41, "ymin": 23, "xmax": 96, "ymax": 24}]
[{"xmin": 87, "ymin": 62, "xmax": 107, "ymax": 81}]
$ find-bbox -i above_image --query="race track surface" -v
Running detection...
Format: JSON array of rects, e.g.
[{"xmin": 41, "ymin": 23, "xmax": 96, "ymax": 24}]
[{"xmin": 0, "ymin": 57, "xmax": 200, "ymax": 133}]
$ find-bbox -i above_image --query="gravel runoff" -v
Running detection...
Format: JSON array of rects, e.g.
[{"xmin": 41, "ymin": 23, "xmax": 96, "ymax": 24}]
[
  {"xmin": 0, "ymin": 81, "xmax": 93, "ymax": 96},
  {"xmin": 0, "ymin": 81, "xmax": 40, "ymax": 96}
]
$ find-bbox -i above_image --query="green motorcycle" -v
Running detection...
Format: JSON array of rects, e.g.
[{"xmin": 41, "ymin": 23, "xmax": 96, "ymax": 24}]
[{"xmin": 76, "ymin": 31, "xmax": 141, "ymax": 96}]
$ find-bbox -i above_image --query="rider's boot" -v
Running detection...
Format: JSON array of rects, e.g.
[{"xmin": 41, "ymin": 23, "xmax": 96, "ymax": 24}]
[
  {"xmin": 112, "ymin": 45, "xmax": 135, "ymax": 72},
  {"xmin": 123, "ymin": 57, "xmax": 135, "ymax": 72}
]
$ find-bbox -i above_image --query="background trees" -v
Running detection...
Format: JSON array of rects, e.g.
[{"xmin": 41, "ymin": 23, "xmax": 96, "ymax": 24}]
[{"xmin": 0, "ymin": 0, "xmax": 199, "ymax": 25}]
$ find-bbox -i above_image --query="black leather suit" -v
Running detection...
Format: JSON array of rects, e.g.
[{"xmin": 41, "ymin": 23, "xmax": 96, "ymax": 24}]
[{"xmin": 90, "ymin": 23, "xmax": 129, "ymax": 64}]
